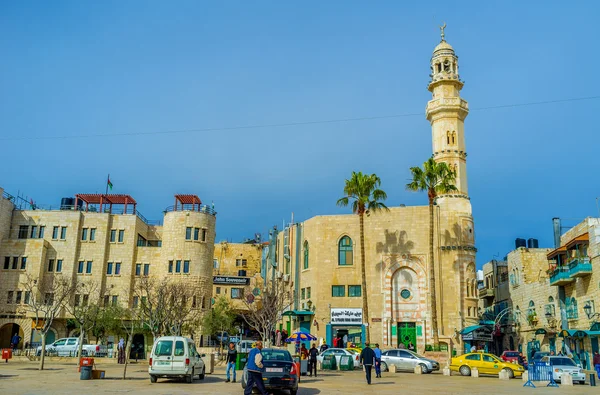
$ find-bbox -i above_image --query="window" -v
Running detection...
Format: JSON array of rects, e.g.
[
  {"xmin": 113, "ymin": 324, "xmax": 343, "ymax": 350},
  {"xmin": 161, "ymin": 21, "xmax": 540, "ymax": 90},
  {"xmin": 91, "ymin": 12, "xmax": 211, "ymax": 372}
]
[
  {"xmin": 110, "ymin": 230, "xmax": 116, "ymax": 242},
  {"xmin": 168, "ymin": 260, "xmax": 173, "ymax": 273},
  {"xmin": 107, "ymin": 262, "xmax": 113, "ymax": 275},
  {"xmin": 112, "ymin": 295, "xmax": 118, "ymax": 306},
  {"xmin": 176, "ymin": 260, "xmax": 181, "ymax": 273},
  {"xmin": 3, "ymin": 257, "xmax": 8, "ymax": 270},
  {"xmin": 60, "ymin": 226, "xmax": 67, "ymax": 239},
  {"xmin": 183, "ymin": 260, "xmax": 190, "ymax": 273},
  {"xmin": 78, "ymin": 261, "xmax": 84, "ymax": 274},
  {"xmin": 85, "ymin": 261, "xmax": 92, "ymax": 274},
  {"xmin": 465, "ymin": 354, "xmax": 481, "ymax": 361},
  {"xmin": 12, "ymin": 257, "xmax": 18, "ymax": 269},
  {"xmin": 482, "ymin": 355, "xmax": 497, "ymax": 363},
  {"xmin": 303, "ymin": 241, "xmax": 309, "ymax": 270},
  {"xmin": 194, "ymin": 228, "xmax": 199, "ymax": 241},
  {"xmin": 133, "ymin": 296, "xmax": 139, "ymax": 308},
  {"xmin": 30, "ymin": 226, "xmax": 38, "ymax": 239},
  {"xmin": 135, "ymin": 264, "xmax": 141, "ymax": 276},
  {"xmin": 231, "ymin": 288, "xmax": 243, "ymax": 299},
  {"xmin": 115, "ymin": 262, "xmax": 121, "ymax": 275},
  {"xmin": 39, "ymin": 226, "xmax": 45, "ymax": 239},
  {"xmin": 89, "ymin": 228, "xmax": 95, "ymax": 241},
  {"xmin": 185, "ymin": 227, "xmax": 192, "ymax": 240},
  {"xmin": 52, "ymin": 226, "xmax": 59, "ymax": 239},
  {"xmin": 192, "ymin": 296, "xmax": 197, "ymax": 308},
  {"xmin": 48, "ymin": 259, "xmax": 54, "ymax": 272},
  {"xmin": 201, "ymin": 229, "xmax": 207, "ymax": 242},
  {"xmin": 332, "ymin": 285, "xmax": 345, "ymax": 297},
  {"xmin": 20, "ymin": 256, "xmax": 27, "ymax": 270},
  {"xmin": 82, "ymin": 294, "xmax": 88, "ymax": 306},
  {"xmin": 7, "ymin": 291, "xmax": 13, "ymax": 304},
  {"xmin": 216, "ymin": 287, "xmax": 221, "ymax": 294},
  {"xmin": 81, "ymin": 228, "xmax": 88, "ymax": 241},
  {"xmin": 18, "ymin": 225, "xmax": 28, "ymax": 239},
  {"xmin": 213, "ymin": 259, "xmax": 219, "ymax": 269},
  {"xmin": 307, "ymin": 287, "xmax": 311, "ymax": 298},
  {"xmin": 349, "ymin": 285, "xmax": 362, "ymax": 297},
  {"xmin": 74, "ymin": 294, "xmax": 81, "ymax": 307},
  {"xmin": 118, "ymin": 230, "xmax": 124, "ymax": 243},
  {"xmin": 301, "ymin": 288, "xmax": 306, "ymax": 299},
  {"xmin": 143, "ymin": 264, "xmax": 150, "ymax": 276},
  {"xmin": 15, "ymin": 291, "xmax": 22, "ymax": 304},
  {"xmin": 338, "ymin": 236, "xmax": 353, "ymax": 265},
  {"xmin": 545, "ymin": 296, "xmax": 556, "ymax": 317},
  {"xmin": 24, "ymin": 291, "xmax": 30, "ymax": 304},
  {"xmin": 587, "ymin": 300, "xmax": 596, "ymax": 315},
  {"xmin": 566, "ymin": 297, "xmax": 578, "ymax": 319},
  {"xmin": 103, "ymin": 295, "xmax": 109, "ymax": 306},
  {"xmin": 236, "ymin": 259, "xmax": 247, "ymax": 267},
  {"xmin": 56, "ymin": 259, "xmax": 63, "ymax": 273}
]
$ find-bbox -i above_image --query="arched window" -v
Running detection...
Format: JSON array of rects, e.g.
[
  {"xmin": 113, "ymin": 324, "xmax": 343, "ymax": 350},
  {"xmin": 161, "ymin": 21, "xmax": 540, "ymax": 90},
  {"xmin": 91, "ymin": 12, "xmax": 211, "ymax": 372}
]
[
  {"xmin": 338, "ymin": 236, "xmax": 353, "ymax": 266},
  {"xmin": 451, "ymin": 131, "xmax": 456, "ymax": 144},
  {"xmin": 303, "ymin": 241, "xmax": 309, "ymax": 270},
  {"xmin": 566, "ymin": 297, "xmax": 578, "ymax": 319},
  {"xmin": 546, "ymin": 296, "xmax": 556, "ymax": 317}
]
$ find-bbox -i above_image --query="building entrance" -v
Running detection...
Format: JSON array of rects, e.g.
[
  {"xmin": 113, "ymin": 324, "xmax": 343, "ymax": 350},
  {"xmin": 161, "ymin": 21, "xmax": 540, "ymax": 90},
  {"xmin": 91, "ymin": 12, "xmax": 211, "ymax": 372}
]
[{"xmin": 397, "ymin": 322, "xmax": 416, "ymax": 349}]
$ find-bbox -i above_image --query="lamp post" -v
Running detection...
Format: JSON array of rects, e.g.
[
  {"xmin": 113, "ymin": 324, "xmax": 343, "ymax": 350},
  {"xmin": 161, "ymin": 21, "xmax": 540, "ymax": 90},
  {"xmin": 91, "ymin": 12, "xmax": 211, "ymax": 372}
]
[
  {"xmin": 584, "ymin": 302, "xmax": 600, "ymax": 321},
  {"xmin": 306, "ymin": 300, "xmax": 312, "ymax": 311}
]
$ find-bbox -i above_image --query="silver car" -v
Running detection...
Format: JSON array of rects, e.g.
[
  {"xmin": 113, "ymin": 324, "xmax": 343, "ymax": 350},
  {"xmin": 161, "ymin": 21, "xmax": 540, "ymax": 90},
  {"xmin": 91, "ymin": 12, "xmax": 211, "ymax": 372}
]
[
  {"xmin": 541, "ymin": 356, "xmax": 586, "ymax": 384},
  {"xmin": 380, "ymin": 349, "xmax": 440, "ymax": 373}
]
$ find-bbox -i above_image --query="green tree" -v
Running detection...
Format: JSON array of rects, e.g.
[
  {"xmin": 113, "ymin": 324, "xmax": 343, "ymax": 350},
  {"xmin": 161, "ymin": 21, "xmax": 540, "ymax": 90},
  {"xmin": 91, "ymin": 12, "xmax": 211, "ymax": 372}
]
[
  {"xmin": 202, "ymin": 296, "xmax": 236, "ymax": 352},
  {"xmin": 406, "ymin": 158, "xmax": 457, "ymax": 347},
  {"xmin": 337, "ymin": 171, "xmax": 389, "ymax": 343}
]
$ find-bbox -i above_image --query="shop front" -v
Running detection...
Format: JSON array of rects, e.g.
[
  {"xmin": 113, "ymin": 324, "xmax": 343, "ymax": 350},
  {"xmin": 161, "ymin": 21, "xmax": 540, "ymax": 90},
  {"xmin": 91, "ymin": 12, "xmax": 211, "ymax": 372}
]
[
  {"xmin": 460, "ymin": 325, "xmax": 493, "ymax": 354},
  {"xmin": 326, "ymin": 308, "xmax": 365, "ymax": 348},
  {"xmin": 559, "ymin": 329, "xmax": 599, "ymax": 369}
]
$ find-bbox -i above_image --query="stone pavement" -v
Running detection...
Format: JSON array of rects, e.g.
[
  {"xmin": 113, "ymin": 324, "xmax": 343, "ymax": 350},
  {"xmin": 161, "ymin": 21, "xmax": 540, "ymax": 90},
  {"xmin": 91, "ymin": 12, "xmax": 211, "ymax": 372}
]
[{"xmin": 0, "ymin": 360, "xmax": 596, "ymax": 395}]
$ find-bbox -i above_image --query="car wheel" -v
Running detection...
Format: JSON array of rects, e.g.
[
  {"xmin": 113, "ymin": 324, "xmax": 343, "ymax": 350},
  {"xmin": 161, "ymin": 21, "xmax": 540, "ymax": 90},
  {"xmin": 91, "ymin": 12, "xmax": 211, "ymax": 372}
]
[
  {"xmin": 380, "ymin": 361, "xmax": 388, "ymax": 372},
  {"xmin": 501, "ymin": 368, "xmax": 514, "ymax": 379},
  {"xmin": 150, "ymin": 375, "xmax": 157, "ymax": 383},
  {"xmin": 290, "ymin": 388, "xmax": 298, "ymax": 395},
  {"xmin": 199, "ymin": 367, "xmax": 205, "ymax": 380},
  {"xmin": 419, "ymin": 363, "xmax": 429, "ymax": 374},
  {"xmin": 186, "ymin": 370, "xmax": 193, "ymax": 383},
  {"xmin": 578, "ymin": 381, "xmax": 585, "ymax": 385},
  {"xmin": 459, "ymin": 365, "xmax": 471, "ymax": 376}
]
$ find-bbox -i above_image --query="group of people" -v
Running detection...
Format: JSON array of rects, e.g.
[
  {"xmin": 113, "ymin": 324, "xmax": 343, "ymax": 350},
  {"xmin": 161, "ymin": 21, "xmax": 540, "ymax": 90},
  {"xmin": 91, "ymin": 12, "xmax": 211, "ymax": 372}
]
[
  {"xmin": 274, "ymin": 329, "xmax": 289, "ymax": 347},
  {"xmin": 359, "ymin": 343, "xmax": 383, "ymax": 384}
]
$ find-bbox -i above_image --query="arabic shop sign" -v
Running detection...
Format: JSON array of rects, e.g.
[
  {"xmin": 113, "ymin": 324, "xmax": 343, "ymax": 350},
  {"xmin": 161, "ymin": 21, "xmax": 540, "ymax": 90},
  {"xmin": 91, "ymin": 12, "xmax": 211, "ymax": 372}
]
[
  {"xmin": 331, "ymin": 308, "xmax": 363, "ymax": 325},
  {"xmin": 212, "ymin": 276, "xmax": 250, "ymax": 285}
]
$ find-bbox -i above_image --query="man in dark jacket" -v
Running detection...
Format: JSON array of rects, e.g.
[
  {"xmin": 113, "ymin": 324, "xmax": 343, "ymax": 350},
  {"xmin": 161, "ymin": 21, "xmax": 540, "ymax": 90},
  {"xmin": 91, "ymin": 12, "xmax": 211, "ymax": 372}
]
[
  {"xmin": 360, "ymin": 342, "xmax": 376, "ymax": 384},
  {"xmin": 308, "ymin": 343, "xmax": 319, "ymax": 377},
  {"xmin": 225, "ymin": 342, "xmax": 237, "ymax": 382}
]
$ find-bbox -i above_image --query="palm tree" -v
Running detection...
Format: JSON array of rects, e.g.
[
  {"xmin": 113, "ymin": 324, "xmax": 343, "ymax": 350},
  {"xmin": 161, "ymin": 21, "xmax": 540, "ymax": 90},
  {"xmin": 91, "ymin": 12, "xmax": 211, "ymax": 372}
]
[
  {"xmin": 337, "ymin": 171, "xmax": 389, "ymax": 344},
  {"xmin": 406, "ymin": 158, "xmax": 457, "ymax": 347}
]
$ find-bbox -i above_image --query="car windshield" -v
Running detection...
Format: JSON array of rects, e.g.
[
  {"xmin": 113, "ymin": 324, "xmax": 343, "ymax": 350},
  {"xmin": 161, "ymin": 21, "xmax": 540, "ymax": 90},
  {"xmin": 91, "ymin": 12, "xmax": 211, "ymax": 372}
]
[
  {"xmin": 262, "ymin": 350, "xmax": 293, "ymax": 362},
  {"xmin": 550, "ymin": 358, "xmax": 576, "ymax": 366},
  {"xmin": 407, "ymin": 351, "xmax": 424, "ymax": 359}
]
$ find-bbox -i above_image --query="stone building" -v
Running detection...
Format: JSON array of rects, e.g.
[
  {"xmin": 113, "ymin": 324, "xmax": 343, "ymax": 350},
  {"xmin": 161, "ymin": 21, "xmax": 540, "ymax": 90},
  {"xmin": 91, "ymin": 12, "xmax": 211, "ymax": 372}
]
[
  {"xmin": 0, "ymin": 189, "xmax": 216, "ymax": 352},
  {"xmin": 271, "ymin": 30, "xmax": 477, "ymax": 354}
]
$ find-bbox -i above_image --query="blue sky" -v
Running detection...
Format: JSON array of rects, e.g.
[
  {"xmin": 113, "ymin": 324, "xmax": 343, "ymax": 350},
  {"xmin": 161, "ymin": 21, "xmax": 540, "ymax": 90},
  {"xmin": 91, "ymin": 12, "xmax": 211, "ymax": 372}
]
[{"xmin": 0, "ymin": 1, "xmax": 598, "ymax": 268}]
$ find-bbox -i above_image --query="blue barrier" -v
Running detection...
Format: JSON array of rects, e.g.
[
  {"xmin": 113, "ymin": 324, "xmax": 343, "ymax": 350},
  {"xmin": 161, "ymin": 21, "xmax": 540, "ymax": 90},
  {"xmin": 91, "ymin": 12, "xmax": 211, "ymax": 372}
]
[{"xmin": 523, "ymin": 362, "xmax": 559, "ymax": 388}]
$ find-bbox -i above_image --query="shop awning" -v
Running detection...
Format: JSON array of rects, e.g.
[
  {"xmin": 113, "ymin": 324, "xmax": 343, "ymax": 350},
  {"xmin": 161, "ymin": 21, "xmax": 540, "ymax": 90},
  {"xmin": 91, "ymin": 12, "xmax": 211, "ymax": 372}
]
[
  {"xmin": 586, "ymin": 331, "xmax": 600, "ymax": 337},
  {"xmin": 559, "ymin": 329, "xmax": 588, "ymax": 338},
  {"xmin": 591, "ymin": 323, "xmax": 600, "ymax": 332},
  {"xmin": 460, "ymin": 325, "xmax": 486, "ymax": 335},
  {"xmin": 282, "ymin": 310, "xmax": 314, "ymax": 317},
  {"xmin": 547, "ymin": 246, "xmax": 566, "ymax": 259}
]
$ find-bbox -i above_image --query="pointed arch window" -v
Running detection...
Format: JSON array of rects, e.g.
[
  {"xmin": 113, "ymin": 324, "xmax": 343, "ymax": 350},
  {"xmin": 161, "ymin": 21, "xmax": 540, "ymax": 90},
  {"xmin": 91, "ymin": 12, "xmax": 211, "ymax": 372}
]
[
  {"xmin": 566, "ymin": 297, "xmax": 578, "ymax": 319},
  {"xmin": 446, "ymin": 131, "xmax": 451, "ymax": 144},
  {"xmin": 338, "ymin": 236, "xmax": 353, "ymax": 266},
  {"xmin": 451, "ymin": 131, "xmax": 456, "ymax": 145},
  {"xmin": 303, "ymin": 241, "xmax": 309, "ymax": 270}
]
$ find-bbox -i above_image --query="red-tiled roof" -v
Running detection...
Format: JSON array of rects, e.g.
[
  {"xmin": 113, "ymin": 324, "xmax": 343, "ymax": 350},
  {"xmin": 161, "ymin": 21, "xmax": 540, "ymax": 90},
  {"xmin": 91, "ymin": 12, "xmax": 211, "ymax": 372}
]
[
  {"xmin": 75, "ymin": 194, "xmax": 137, "ymax": 205},
  {"xmin": 175, "ymin": 194, "xmax": 201, "ymax": 205}
]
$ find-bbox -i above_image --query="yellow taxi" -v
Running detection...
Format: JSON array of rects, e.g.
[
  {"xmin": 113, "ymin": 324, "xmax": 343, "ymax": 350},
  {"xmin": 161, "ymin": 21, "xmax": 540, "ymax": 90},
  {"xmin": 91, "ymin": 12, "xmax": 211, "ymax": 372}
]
[{"xmin": 450, "ymin": 352, "xmax": 524, "ymax": 378}]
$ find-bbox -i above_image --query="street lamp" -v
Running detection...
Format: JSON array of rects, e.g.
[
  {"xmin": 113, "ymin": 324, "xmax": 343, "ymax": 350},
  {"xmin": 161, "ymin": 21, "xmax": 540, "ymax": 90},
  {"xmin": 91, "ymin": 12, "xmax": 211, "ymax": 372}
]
[
  {"xmin": 583, "ymin": 302, "xmax": 600, "ymax": 320},
  {"xmin": 306, "ymin": 300, "xmax": 312, "ymax": 311}
]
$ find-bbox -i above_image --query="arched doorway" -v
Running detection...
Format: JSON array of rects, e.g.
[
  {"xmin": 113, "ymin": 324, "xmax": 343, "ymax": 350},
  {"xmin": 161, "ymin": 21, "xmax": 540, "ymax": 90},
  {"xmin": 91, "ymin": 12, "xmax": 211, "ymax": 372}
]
[
  {"xmin": 0, "ymin": 323, "xmax": 24, "ymax": 349},
  {"xmin": 130, "ymin": 334, "xmax": 145, "ymax": 360}
]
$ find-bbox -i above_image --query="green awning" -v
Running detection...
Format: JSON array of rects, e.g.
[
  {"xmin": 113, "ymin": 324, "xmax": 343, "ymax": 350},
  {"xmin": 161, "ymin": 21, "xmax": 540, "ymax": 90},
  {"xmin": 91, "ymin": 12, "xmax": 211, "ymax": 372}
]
[
  {"xmin": 587, "ymin": 331, "xmax": 600, "ymax": 337},
  {"xmin": 591, "ymin": 323, "xmax": 600, "ymax": 332},
  {"xmin": 460, "ymin": 325, "xmax": 484, "ymax": 335},
  {"xmin": 535, "ymin": 329, "xmax": 547, "ymax": 335},
  {"xmin": 282, "ymin": 310, "xmax": 314, "ymax": 316},
  {"xmin": 559, "ymin": 329, "xmax": 588, "ymax": 338}
]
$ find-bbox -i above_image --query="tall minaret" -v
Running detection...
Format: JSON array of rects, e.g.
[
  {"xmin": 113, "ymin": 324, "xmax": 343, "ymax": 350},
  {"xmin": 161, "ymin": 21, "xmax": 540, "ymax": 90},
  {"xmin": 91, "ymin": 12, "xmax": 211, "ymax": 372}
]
[{"xmin": 426, "ymin": 24, "xmax": 469, "ymax": 197}]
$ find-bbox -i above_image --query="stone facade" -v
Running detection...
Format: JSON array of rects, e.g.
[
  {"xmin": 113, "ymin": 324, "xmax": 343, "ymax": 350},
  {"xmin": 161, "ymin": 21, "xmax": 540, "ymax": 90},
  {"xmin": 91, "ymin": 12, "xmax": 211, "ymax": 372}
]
[
  {"xmin": 0, "ymin": 192, "xmax": 216, "ymax": 349},
  {"xmin": 270, "ymin": 33, "xmax": 477, "ymax": 355}
]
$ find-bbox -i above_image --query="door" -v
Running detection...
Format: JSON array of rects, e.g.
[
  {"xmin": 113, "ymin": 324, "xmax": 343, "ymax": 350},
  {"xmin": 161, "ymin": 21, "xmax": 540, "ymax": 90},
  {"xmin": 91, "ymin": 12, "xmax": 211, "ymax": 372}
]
[
  {"xmin": 188, "ymin": 342, "xmax": 201, "ymax": 370},
  {"xmin": 481, "ymin": 354, "xmax": 501, "ymax": 374},
  {"xmin": 172, "ymin": 339, "xmax": 187, "ymax": 373},
  {"xmin": 153, "ymin": 339, "xmax": 174, "ymax": 372},
  {"xmin": 398, "ymin": 322, "xmax": 416, "ymax": 350},
  {"xmin": 550, "ymin": 337, "xmax": 557, "ymax": 353},
  {"xmin": 65, "ymin": 338, "xmax": 78, "ymax": 356},
  {"xmin": 398, "ymin": 350, "xmax": 416, "ymax": 370},
  {"xmin": 381, "ymin": 350, "xmax": 400, "ymax": 369}
]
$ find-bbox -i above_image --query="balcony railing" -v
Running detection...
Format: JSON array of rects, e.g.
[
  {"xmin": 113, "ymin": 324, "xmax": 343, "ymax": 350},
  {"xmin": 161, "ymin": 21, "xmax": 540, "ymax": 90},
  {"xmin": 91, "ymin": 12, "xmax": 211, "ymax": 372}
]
[
  {"xmin": 568, "ymin": 258, "xmax": 592, "ymax": 278},
  {"xmin": 164, "ymin": 204, "xmax": 216, "ymax": 216},
  {"xmin": 549, "ymin": 266, "xmax": 574, "ymax": 286},
  {"xmin": 478, "ymin": 288, "xmax": 494, "ymax": 299}
]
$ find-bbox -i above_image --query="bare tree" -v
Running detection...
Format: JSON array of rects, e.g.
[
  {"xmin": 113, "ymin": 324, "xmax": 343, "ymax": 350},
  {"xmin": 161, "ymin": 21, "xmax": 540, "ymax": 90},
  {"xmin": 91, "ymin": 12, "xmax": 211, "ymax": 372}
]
[
  {"xmin": 63, "ymin": 280, "xmax": 102, "ymax": 360},
  {"xmin": 19, "ymin": 274, "xmax": 76, "ymax": 370},
  {"xmin": 239, "ymin": 282, "xmax": 292, "ymax": 346}
]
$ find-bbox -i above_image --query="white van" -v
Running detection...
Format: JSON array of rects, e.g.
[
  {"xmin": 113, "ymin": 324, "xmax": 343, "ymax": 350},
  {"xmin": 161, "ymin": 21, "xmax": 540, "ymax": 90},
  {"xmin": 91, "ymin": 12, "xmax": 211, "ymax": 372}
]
[{"xmin": 148, "ymin": 336, "xmax": 206, "ymax": 383}]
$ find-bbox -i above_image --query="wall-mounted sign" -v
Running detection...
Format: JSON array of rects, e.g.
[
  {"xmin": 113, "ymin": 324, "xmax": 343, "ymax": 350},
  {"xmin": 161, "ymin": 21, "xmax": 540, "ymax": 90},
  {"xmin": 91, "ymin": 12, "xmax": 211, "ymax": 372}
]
[
  {"xmin": 371, "ymin": 318, "xmax": 382, "ymax": 323},
  {"xmin": 213, "ymin": 276, "xmax": 250, "ymax": 285},
  {"xmin": 330, "ymin": 308, "xmax": 363, "ymax": 325}
]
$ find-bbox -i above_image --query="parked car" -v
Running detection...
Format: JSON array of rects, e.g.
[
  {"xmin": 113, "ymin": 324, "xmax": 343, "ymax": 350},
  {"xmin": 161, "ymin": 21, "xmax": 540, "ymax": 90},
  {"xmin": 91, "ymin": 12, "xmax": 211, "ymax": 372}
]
[
  {"xmin": 450, "ymin": 352, "xmax": 524, "ymax": 378},
  {"xmin": 215, "ymin": 332, "xmax": 229, "ymax": 344},
  {"xmin": 148, "ymin": 336, "xmax": 205, "ymax": 383},
  {"xmin": 316, "ymin": 348, "xmax": 360, "ymax": 368},
  {"xmin": 531, "ymin": 351, "xmax": 550, "ymax": 363},
  {"xmin": 36, "ymin": 338, "xmax": 107, "ymax": 357},
  {"xmin": 541, "ymin": 356, "xmax": 585, "ymax": 384},
  {"xmin": 241, "ymin": 348, "xmax": 298, "ymax": 395},
  {"xmin": 380, "ymin": 349, "xmax": 440, "ymax": 373},
  {"xmin": 500, "ymin": 351, "xmax": 520, "ymax": 364}
]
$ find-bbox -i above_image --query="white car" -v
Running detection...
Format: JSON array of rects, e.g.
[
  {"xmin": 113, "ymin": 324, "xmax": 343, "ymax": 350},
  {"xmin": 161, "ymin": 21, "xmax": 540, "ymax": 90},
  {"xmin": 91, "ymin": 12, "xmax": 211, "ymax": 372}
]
[
  {"xmin": 316, "ymin": 348, "xmax": 360, "ymax": 369},
  {"xmin": 541, "ymin": 356, "xmax": 586, "ymax": 384},
  {"xmin": 149, "ymin": 336, "xmax": 205, "ymax": 383},
  {"xmin": 36, "ymin": 337, "xmax": 107, "ymax": 357}
]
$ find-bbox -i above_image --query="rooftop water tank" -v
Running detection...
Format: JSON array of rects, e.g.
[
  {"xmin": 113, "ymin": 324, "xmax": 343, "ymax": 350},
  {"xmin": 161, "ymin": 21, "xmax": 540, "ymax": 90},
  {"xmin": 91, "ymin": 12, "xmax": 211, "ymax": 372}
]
[
  {"xmin": 527, "ymin": 238, "xmax": 539, "ymax": 248},
  {"xmin": 515, "ymin": 238, "xmax": 527, "ymax": 249}
]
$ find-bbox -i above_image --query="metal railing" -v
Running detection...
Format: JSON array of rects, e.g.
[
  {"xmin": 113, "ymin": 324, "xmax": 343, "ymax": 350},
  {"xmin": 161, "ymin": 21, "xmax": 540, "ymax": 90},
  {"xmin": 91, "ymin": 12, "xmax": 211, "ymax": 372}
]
[
  {"xmin": 164, "ymin": 204, "xmax": 216, "ymax": 216},
  {"xmin": 523, "ymin": 362, "xmax": 559, "ymax": 388}
]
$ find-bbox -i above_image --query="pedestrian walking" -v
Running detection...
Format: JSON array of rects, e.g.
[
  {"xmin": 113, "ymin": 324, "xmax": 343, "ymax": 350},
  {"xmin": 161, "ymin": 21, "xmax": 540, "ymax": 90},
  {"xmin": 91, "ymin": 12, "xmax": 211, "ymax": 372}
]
[
  {"xmin": 359, "ymin": 342, "xmax": 376, "ymax": 385},
  {"xmin": 244, "ymin": 341, "xmax": 269, "ymax": 395},
  {"xmin": 276, "ymin": 330, "xmax": 282, "ymax": 347},
  {"xmin": 225, "ymin": 342, "xmax": 237, "ymax": 383},
  {"xmin": 117, "ymin": 338, "xmax": 125, "ymax": 364},
  {"xmin": 374, "ymin": 343, "xmax": 382, "ymax": 378},
  {"xmin": 593, "ymin": 351, "xmax": 600, "ymax": 379},
  {"xmin": 308, "ymin": 343, "xmax": 318, "ymax": 377},
  {"xmin": 11, "ymin": 334, "xmax": 21, "ymax": 351}
]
